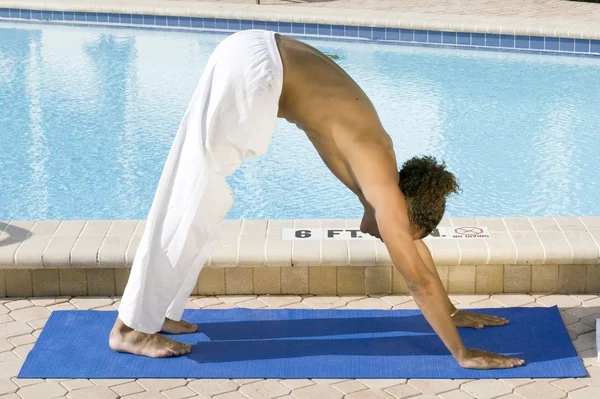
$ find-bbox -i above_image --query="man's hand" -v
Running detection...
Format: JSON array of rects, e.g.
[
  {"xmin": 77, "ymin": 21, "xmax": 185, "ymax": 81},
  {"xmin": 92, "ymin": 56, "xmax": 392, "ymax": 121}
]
[
  {"xmin": 452, "ymin": 310, "xmax": 509, "ymax": 329},
  {"xmin": 457, "ymin": 348, "xmax": 525, "ymax": 369}
]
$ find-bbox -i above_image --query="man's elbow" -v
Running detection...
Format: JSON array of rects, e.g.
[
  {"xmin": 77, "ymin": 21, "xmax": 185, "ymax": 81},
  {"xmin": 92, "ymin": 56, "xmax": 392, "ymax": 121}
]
[{"xmin": 404, "ymin": 271, "xmax": 435, "ymax": 295}]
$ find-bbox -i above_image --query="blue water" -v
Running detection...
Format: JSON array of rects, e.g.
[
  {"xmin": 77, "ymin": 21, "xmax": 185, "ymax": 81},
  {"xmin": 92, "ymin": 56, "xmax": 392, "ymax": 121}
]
[{"xmin": 1, "ymin": 21, "xmax": 600, "ymax": 220}]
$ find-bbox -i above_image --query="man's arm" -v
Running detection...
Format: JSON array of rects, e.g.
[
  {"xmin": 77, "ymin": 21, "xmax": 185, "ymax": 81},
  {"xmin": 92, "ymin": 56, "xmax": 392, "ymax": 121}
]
[
  {"xmin": 414, "ymin": 240, "xmax": 457, "ymax": 316},
  {"xmin": 344, "ymin": 138, "xmax": 523, "ymax": 369}
]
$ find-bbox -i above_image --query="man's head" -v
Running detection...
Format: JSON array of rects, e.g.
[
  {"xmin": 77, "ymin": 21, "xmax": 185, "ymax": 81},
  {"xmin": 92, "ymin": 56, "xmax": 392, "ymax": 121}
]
[{"xmin": 399, "ymin": 156, "xmax": 459, "ymax": 239}]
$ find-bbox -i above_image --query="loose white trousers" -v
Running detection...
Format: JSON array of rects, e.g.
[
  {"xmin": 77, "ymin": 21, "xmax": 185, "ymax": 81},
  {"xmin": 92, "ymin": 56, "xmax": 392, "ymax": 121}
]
[{"xmin": 119, "ymin": 30, "xmax": 283, "ymax": 333}]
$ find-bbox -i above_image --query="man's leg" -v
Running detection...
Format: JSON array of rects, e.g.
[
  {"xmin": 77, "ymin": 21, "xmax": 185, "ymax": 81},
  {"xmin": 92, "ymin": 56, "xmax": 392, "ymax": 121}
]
[{"xmin": 162, "ymin": 231, "xmax": 220, "ymax": 333}]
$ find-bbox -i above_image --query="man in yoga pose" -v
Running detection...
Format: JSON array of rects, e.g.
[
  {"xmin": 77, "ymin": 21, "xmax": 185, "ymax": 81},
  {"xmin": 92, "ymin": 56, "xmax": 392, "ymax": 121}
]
[{"xmin": 110, "ymin": 30, "xmax": 525, "ymax": 370}]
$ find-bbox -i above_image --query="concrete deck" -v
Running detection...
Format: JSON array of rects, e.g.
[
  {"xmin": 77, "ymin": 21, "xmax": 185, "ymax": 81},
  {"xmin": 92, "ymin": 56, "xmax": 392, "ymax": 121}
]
[
  {"xmin": 1, "ymin": 0, "xmax": 600, "ymax": 39},
  {"xmin": 1, "ymin": 294, "xmax": 599, "ymax": 399}
]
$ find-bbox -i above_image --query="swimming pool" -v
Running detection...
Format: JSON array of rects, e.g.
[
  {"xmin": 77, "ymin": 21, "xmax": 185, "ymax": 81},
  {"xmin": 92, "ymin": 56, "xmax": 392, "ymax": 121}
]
[{"xmin": 1, "ymin": 21, "xmax": 600, "ymax": 220}]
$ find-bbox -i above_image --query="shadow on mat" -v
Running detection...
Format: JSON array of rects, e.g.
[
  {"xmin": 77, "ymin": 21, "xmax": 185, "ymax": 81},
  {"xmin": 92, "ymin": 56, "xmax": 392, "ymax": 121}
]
[{"xmin": 176, "ymin": 314, "xmax": 566, "ymax": 364}]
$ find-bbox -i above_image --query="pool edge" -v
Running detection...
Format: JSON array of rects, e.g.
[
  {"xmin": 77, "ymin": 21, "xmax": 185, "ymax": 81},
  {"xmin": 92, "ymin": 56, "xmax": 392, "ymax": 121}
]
[{"xmin": 1, "ymin": 217, "xmax": 599, "ymax": 297}]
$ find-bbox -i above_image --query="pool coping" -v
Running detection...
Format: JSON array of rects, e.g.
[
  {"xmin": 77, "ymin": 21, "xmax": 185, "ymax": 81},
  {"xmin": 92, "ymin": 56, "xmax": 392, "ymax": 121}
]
[
  {"xmin": 1, "ymin": 217, "xmax": 600, "ymax": 297},
  {"xmin": 1, "ymin": 2, "xmax": 600, "ymax": 57}
]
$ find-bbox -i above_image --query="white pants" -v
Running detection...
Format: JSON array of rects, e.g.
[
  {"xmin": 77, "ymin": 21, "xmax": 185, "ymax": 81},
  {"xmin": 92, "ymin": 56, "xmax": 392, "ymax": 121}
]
[{"xmin": 118, "ymin": 30, "xmax": 283, "ymax": 334}]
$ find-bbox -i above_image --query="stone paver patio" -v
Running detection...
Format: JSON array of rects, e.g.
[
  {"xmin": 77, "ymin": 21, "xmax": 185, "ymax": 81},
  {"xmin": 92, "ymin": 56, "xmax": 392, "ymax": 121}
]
[{"xmin": 0, "ymin": 294, "xmax": 599, "ymax": 399}]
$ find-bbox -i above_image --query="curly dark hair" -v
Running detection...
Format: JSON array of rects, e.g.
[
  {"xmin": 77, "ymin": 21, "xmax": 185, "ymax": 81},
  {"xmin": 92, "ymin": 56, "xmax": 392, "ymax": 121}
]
[{"xmin": 399, "ymin": 156, "xmax": 460, "ymax": 239}]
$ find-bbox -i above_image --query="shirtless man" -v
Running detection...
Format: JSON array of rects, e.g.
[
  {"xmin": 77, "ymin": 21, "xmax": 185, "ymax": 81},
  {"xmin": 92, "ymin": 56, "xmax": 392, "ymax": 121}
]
[{"xmin": 109, "ymin": 30, "xmax": 525, "ymax": 370}]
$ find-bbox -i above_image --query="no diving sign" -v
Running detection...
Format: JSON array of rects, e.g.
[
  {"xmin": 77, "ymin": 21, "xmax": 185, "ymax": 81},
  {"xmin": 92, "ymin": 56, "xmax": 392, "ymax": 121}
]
[
  {"xmin": 430, "ymin": 226, "xmax": 491, "ymax": 239},
  {"xmin": 281, "ymin": 226, "xmax": 491, "ymax": 240}
]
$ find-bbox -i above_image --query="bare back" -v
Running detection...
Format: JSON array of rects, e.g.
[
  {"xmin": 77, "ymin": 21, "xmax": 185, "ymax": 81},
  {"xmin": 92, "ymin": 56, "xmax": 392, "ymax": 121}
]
[{"xmin": 274, "ymin": 34, "xmax": 398, "ymax": 201}]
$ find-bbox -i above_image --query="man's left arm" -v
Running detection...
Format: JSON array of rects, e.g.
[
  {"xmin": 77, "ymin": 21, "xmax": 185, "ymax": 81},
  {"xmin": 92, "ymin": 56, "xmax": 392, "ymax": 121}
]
[{"xmin": 414, "ymin": 239, "xmax": 509, "ymax": 329}]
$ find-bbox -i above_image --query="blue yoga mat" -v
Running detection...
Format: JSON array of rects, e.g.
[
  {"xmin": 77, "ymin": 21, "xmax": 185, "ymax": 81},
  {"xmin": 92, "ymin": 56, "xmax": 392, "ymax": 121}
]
[{"xmin": 19, "ymin": 306, "xmax": 585, "ymax": 379}]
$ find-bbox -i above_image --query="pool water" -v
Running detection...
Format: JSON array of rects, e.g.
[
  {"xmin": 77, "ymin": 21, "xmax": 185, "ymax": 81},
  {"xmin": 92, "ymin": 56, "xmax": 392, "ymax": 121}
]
[{"xmin": 1, "ymin": 21, "xmax": 600, "ymax": 220}]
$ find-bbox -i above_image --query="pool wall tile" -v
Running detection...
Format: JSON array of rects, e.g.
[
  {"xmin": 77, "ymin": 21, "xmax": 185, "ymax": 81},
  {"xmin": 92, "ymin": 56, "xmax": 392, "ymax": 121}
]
[
  {"xmin": 281, "ymin": 267, "xmax": 309, "ymax": 295},
  {"xmin": 515, "ymin": 35, "xmax": 529, "ymax": 48},
  {"xmin": 545, "ymin": 37, "xmax": 560, "ymax": 50},
  {"xmin": 442, "ymin": 31, "xmax": 457, "ymax": 44},
  {"xmin": 457, "ymin": 32, "xmax": 470, "ymax": 45},
  {"xmin": 500, "ymin": 34, "xmax": 515, "ymax": 48},
  {"xmin": 575, "ymin": 39, "xmax": 590, "ymax": 53},
  {"xmin": 372, "ymin": 27, "xmax": 385, "ymax": 41},
  {"xmin": 471, "ymin": 33, "xmax": 486, "ymax": 46},
  {"xmin": 5, "ymin": 270, "xmax": 33, "ymax": 297},
  {"xmin": 559, "ymin": 37, "xmax": 575, "ymax": 52},
  {"xmin": 592, "ymin": 40, "xmax": 600, "ymax": 53},
  {"xmin": 337, "ymin": 267, "xmax": 364, "ymax": 295},
  {"xmin": 531, "ymin": 265, "xmax": 559, "ymax": 293},
  {"xmin": 448, "ymin": 265, "xmax": 475, "ymax": 294},
  {"xmin": 385, "ymin": 28, "xmax": 399, "ymax": 41},
  {"xmin": 475, "ymin": 265, "xmax": 504, "ymax": 294},
  {"xmin": 414, "ymin": 29, "xmax": 428, "ymax": 42},
  {"xmin": 225, "ymin": 268, "xmax": 253, "ymax": 295},
  {"xmin": 358, "ymin": 26, "xmax": 372, "ymax": 39},
  {"xmin": 253, "ymin": 267, "xmax": 281, "ymax": 295},
  {"xmin": 428, "ymin": 30, "xmax": 442, "ymax": 43},
  {"xmin": 400, "ymin": 28, "xmax": 414, "ymax": 42},
  {"xmin": 586, "ymin": 264, "xmax": 600, "ymax": 293},
  {"xmin": 530, "ymin": 36, "xmax": 544, "ymax": 49},
  {"xmin": 309, "ymin": 266, "xmax": 337, "ymax": 295},
  {"xmin": 486, "ymin": 33, "xmax": 500, "ymax": 46},
  {"xmin": 196, "ymin": 267, "xmax": 225, "ymax": 296}
]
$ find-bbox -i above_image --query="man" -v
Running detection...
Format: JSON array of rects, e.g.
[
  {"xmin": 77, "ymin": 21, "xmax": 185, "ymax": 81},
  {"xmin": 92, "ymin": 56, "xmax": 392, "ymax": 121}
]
[{"xmin": 110, "ymin": 30, "xmax": 525, "ymax": 370}]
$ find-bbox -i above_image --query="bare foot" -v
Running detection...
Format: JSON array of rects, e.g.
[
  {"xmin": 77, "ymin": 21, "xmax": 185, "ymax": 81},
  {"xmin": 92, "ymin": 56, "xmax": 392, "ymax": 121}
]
[
  {"xmin": 109, "ymin": 317, "xmax": 192, "ymax": 358},
  {"xmin": 161, "ymin": 318, "xmax": 198, "ymax": 334}
]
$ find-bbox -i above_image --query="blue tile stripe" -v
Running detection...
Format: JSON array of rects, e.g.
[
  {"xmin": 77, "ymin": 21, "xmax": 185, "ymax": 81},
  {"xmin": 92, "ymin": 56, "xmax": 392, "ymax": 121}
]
[{"xmin": 1, "ymin": 7, "xmax": 599, "ymax": 56}]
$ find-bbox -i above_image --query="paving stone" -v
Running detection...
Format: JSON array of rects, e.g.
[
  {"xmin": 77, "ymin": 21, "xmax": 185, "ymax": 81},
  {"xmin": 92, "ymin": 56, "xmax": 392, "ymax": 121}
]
[
  {"xmin": 60, "ymin": 379, "xmax": 95, "ymax": 391},
  {"xmin": 0, "ymin": 304, "xmax": 9, "ymax": 315},
  {"xmin": 188, "ymin": 379, "xmax": 239, "ymax": 396},
  {"xmin": 8, "ymin": 333, "xmax": 35, "ymax": 346},
  {"xmin": 218, "ymin": 295, "xmax": 257, "ymax": 304},
  {"xmin": 192, "ymin": 297, "xmax": 223, "ymax": 308},
  {"xmin": 5, "ymin": 300, "xmax": 33, "ymax": 311},
  {"xmin": 30, "ymin": 297, "xmax": 70, "ymax": 307},
  {"xmin": 292, "ymin": 384, "xmax": 344, "ymax": 399},
  {"xmin": 515, "ymin": 381, "xmax": 568, "ymax": 398},
  {"xmin": 501, "ymin": 379, "xmax": 535, "ymax": 388},
  {"xmin": 581, "ymin": 297, "xmax": 600, "ymax": 307},
  {"xmin": 439, "ymin": 390, "xmax": 477, "ymax": 399},
  {"xmin": 383, "ymin": 384, "xmax": 424, "ymax": 398},
  {"xmin": 9, "ymin": 306, "xmax": 49, "ymax": 322},
  {"xmin": 392, "ymin": 303, "xmax": 420, "ymax": 311},
  {"xmin": 550, "ymin": 378, "xmax": 588, "ymax": 392},
  {"xmin": 110, "ymin": 381, "xmax": 145, "ymax": 396},
  {"xmin": 258, "ymin": 296, "xmax": 302, "ymax": 307},
  {"xmin": 312, "ymin": 379, "xmax": 348, "ymax": 385},
  {"xmin": 0, "ymin": 378, "xmax": 18, "ymax": 395},
  {"xmin": 461, "ymin": 380, "xmax": 512, "ymax": 399},
  {"xmin": 560, "ymin": 311, "xmax": 580, "ymax": 325},
  {"xmin": 237, "ymin": 298, "xmax": 267, "ymax": 309},
  {"xmin": 536, "ymin": 295, "xmax": 582, "ymax": 308},
  {"xmin": 467, "ymin": 299, "xmax": 504, "ymax": 308},
  {"xmin": 357, "ymin": 380, "xmax": 407, "ymax": 389},
  {"xmin": 70, "ymin": 298, "xmax": 114, "ymax": 310},
  {"xmin": 137, "ymin": 379, "xmax": 186, "ymax": 391},
  {"xmin": 11, "ymin": 377, "xmax": 44, "ymax": 387},
  {"xmin": 12, "ymin": 342, "xmax": 34, "ymax": 358},
  {"xmin": 347, "ymin": 298, "xmax": 392, "ymax": 309},
  {"xmin": 573, "ymin": 331, "xmax": 596, "ymax": 352},
  {"xmin": 489, "ymin": 294, "xmax": 535, "ymax": 307},
  {"xmin": 0, "ymin": 339, "xmax": 14, "ymax": 352},
  {"xmin": 48, "ymin": 302, "xmax": 76, "ymax": 311},
  {"xmin": 449, "ymin": 295, "xmax": 490, "ymax": 305},
  {"xmin": 233, "ymin": 379, "xmax": 263, "ymax": 385},
  {"xmin": 27, "ymin": 317, "xmax": 48, "ymax": 329},
  {"xmin": 569, "ymin": 386, "xmax": 600, "ymax": 399},
  {"xmin": 118, "ymin": 392, "xmax": 164, "ymax": 399},
  {"xmin": 380, "ymin": 296, "xmax": 412, "ymax": 306},
  {"xmin": 281, "ymin": 303, "xmax": 310, "ymax": 309},
  {"xmin": 18, "ymin": 381, "xmax": 67, "ymax": 399},
  {"xmin": 213, "ymin": 392, "xmax": 248, "ymax": 399},
  {"xmin": 565, "ymin": 306, "xmax": 600, "ymax": 319},
  {"xmin": 67, "ymin": 386, "xmax": 119, "ymax": 399},
  {"xmin": 0, "ymin": 314, "xmax": 14, "ymax": 324},
  {"xmin": 239, "ymin": 380, "xmax": 290, "ymax": 399},
  {"xmin": 280, "ymin": 379, "xmax": 315, "ymax": 390},
  {"xmin": 90, "ymin": 379, "xmax": 135, "ymax": 387},
  {"xmin": 0, "ymin": 321, "xmax": 33, "ymax": 339},
  {"xmin": 0, "ymin": 394, "xmax": 20, "ymax": 399},
  {"xmin": 408, "ymin": 379, "xmax": 461, "ymax": 395},
  {"xmin": 345, "ymin": 389, "xmax": 396, "ymax": 398},
  {"xmin": 567, "ymin": 322, "xmax": 595, "ymax": 336},
  {"xmin": 161, "ymin": 386, "xmax": 199, "ymax": 399},
  {"xmin": 332, "ymin": 380, "xmax": 368, "ymax": 394}
]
